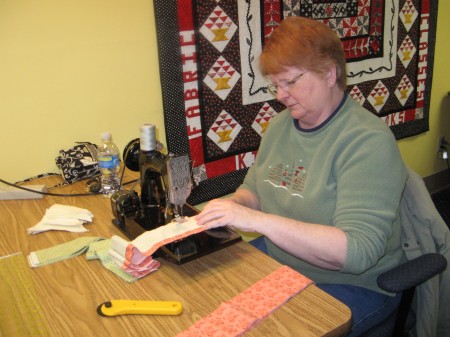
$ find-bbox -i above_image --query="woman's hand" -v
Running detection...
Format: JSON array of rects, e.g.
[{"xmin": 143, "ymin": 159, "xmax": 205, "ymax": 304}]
[{"xmin": 195, "ymin": 198, "xmax": 260, "ymax": 232}]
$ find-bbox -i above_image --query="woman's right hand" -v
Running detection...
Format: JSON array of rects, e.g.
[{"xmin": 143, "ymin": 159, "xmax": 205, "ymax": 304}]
[{"xmin": 195, "ymin": 197, "xmax": 260, "ymax": 232}]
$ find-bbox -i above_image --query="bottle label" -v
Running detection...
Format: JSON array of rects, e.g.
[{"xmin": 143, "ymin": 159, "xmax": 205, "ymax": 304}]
[{"xmin": 98, "ymin": 154, "xmax": 120, "ymax": 169}]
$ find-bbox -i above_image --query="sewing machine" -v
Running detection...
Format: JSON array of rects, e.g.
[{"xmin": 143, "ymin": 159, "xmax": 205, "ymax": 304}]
[{"xmin": 110, "ymin": 125, "xmax": 241, "ymax": 264}]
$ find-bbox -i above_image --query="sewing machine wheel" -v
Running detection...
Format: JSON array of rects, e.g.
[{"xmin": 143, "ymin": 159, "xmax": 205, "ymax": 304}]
[{"xmin": 123, "ymin": 138, "xmax": 140, "ymax": 172}]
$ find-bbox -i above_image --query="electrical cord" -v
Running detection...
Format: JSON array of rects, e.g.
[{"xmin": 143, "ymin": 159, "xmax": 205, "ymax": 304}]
[
  {"xmin": 0, "ymin": 177, "xmax": 100, "ymax": 197},
  {"xmin": 0, "ymin": 177, "xmax": 138, "ymax": 198}
]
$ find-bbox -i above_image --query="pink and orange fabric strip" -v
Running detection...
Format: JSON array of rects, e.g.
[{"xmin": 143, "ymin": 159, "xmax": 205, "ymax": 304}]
[
  {"xmin": 109, "ymin": 217, "xmax": 205, "ymax": 278},
  {"xmin": 176, "ymin": 266, "xmax": 314, "ymax": 337}
]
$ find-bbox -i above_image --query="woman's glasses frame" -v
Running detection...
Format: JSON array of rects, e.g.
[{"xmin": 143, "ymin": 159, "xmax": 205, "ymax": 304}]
[{"xmin": 267, "ymin": 72, "xmax": 307, "ymax": 96}]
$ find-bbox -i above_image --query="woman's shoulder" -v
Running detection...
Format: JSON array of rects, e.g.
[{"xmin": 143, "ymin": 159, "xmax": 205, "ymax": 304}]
[{"xmin": 341, "ymin": 95, "xmax": 393, "ymax": 133}]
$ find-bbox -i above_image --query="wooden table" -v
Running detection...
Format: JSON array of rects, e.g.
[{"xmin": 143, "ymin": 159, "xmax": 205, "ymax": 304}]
[{"xmin": 0, "ymin": 176, "xmax": 351, "ymax": 337}]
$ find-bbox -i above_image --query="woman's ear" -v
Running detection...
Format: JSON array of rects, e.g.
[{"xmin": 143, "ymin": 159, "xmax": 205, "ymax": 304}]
[{"xmin": 326, "ymin": 65, "xmax": 337, "ymax": 87}]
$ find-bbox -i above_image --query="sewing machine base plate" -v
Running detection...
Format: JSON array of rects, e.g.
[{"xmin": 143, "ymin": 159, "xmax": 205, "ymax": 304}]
[{"xmin": 112, "ymin": 203, "xmax": 241, "ymax": 264}]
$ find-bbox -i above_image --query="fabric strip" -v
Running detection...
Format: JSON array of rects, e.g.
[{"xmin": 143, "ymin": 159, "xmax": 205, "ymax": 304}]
[
  {"xmin": 176, "ymin": 265, "xmax": 314, "ymax": 337},
  {"xmin": 27, "ymin": 236, "xmax": 103, "ymax": 267}
]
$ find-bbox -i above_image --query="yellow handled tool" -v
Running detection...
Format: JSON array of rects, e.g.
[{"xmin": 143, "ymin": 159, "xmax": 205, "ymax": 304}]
[{"xmin": 97, "ymin": 300, "xmax": 183, "ymax": 317}]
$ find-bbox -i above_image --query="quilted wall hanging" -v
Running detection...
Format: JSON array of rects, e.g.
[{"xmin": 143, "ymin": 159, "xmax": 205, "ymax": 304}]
[{"xmin": 153, "ymin": 0, "xmax": 438, "ymax": 205}]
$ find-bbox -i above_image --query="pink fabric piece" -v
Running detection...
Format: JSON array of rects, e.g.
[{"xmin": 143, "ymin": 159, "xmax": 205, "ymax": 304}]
[
  {"xmin": 122, "ymin": 258, "xmax": 161, "ymax": 277},
  {"xmin": 176, "ymin": 266, "xmax": 314, "ymax": 337},
  {"xmin": 123, "ymin": 259, "xmax": 160, "ymax": 278}
]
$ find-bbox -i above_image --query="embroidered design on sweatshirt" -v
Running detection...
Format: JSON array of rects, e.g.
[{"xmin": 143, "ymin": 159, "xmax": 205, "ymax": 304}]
[{"xmin": 264, "ymin": 160, "xmax": 307, "ymax": 197}]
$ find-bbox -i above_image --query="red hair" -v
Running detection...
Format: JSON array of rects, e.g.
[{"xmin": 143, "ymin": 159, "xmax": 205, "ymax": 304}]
[{"xmin": 260, "ymin": 17, "xmax": 347, "ymax": 90}]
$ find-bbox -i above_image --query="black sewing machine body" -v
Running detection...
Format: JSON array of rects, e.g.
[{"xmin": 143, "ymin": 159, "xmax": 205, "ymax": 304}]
[{"xmin": 111, "ymin": 143, "xmax": 241, "ymax": 264}]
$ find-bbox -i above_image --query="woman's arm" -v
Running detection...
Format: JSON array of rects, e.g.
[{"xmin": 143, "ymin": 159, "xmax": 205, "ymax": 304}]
[{"xmin": 196, "ymin": 190, "xmax": 347, "ymax": 270}]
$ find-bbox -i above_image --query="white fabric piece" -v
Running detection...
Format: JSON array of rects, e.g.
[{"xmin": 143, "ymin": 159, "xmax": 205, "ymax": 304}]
[
  {"xmin": 110, "ymin": 235, "xmax": 129, "ymax": 257},
  {"xmin": 131, "ymin": 217, "xmax": 201, "ymax": 252},
  {"xmin": 27, "ymin": 252, "xmax": 40, "ymax": 267},
  {"xmin": 27, "ymin": 204, "xmax": 93, "ymax": 234},
  {"xmin": 42, "ymin": 204, "xmax": 93, "ymax": 222},
  {"xmin": 108, "ymin": 247, "xmax": 127, "ymax": 266}
]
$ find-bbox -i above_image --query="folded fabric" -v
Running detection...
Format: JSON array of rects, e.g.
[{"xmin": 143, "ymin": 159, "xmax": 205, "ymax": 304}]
[
  {"xmin": 27, "ymin": 236, "xmax": 103, "ymax": 267},
  {"xmin": 176, "ymin": 266, "xmax": 314, "ymax": 337},
  {"xmin": 27, "ymin": 204, "xmax": 94, "ymax": 234},
  {"xmin": 109, "ymin": 217, "xmax": 205, "ymax": 276},
  {"xmin": 27, "ymin": 217, "xmax": 205, "ymax": 281},
  {"xmin": 107, "ymin": 243, "xmax": 161, "ymax": 279},
  {"xmin": 27, "ymin": 237, "xmax": 149, "ymax": 282},
  {"xmin": 86, "ymin": 239, "xmax": 153, "ymax": 282}
]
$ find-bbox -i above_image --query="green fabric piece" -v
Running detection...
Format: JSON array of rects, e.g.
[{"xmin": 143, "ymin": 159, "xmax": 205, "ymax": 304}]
[
  {"xmin": 29, "ymin": 237, "xmax": 138, "ymax": 283},
  {"xmin": 29, "ymin": 237, "xmax": 103, "ymax": 267}
]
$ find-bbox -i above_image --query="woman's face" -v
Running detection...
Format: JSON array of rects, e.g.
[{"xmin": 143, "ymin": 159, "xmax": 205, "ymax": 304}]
[{"xmin": 269, "ymin": 66, "xmax": 336, "ymax": 128}]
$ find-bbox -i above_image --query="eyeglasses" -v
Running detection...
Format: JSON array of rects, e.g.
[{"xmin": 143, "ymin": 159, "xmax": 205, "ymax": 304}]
[{"xmin": 267, "ymin": 72, "xmax": 307, "ymax": 95}]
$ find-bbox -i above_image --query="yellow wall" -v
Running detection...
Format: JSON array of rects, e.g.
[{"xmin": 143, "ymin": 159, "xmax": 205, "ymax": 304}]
[
  {"xmin": 1, "ymin": 0, "xmax": 449, "ymax": 184},
  {"xmin": 0, "ymin": 0, "xmax": 165, "ymax": 182}
]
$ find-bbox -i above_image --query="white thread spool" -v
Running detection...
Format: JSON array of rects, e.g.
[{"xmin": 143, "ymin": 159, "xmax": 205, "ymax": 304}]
[{"xmin": 140, "ymin": 124, "xmax": 156, "ymax": 152}]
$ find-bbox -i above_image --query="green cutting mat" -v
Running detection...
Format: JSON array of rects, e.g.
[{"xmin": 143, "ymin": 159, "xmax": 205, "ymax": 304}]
[{"xmin": 0, "ymin": 252, "xmax": 51, "ymax": 336}]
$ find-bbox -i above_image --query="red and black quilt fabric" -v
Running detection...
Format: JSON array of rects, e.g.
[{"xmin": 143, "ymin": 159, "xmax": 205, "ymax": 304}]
[{"xmin": 153, "ymin": 0, "xmax": 437, "ymax": 204}]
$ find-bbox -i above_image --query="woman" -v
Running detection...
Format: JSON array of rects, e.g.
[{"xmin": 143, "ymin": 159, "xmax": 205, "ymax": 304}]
[{"xmin": 196, "ymin": 17, "xmax": 407, "ymax": 336}]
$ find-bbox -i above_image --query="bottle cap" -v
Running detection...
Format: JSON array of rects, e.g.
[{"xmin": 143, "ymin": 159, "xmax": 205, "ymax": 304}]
[
  {"xmin": 140, "ymin": 124, "xmax": 156, "ymax": 151},
  {"xmin": 101, "ymin": 132, "xmax": 111, "ymax": 141}
]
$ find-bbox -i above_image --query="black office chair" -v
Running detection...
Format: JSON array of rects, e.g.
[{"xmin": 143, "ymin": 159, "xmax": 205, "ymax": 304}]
[{"xmin": 363, "ymin": 253, "xmax": 447, "ymax": 337}]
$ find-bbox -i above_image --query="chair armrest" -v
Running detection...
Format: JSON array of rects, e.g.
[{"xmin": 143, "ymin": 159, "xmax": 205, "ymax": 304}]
[{"xmin": 377, "ymin": 253, "xmax": 447, "ymax": 293}]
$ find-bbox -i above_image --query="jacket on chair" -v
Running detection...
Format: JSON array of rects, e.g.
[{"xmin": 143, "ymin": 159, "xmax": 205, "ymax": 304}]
[{"xmin": 399, "ymin": 167, "xmax": 450, "ymax": 337}]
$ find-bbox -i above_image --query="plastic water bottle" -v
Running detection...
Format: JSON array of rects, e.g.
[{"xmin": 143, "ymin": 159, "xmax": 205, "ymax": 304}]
[{"xmin": 97, "ymin": 131, "xmax": 121, "ymax": 196}]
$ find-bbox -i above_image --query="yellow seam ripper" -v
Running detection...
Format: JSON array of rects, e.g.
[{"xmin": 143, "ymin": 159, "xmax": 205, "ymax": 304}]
[{"xmin": 97, "ymin": 300, "xmax": 183, "ymax": 317}]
